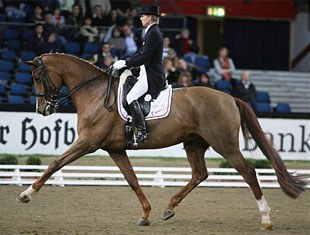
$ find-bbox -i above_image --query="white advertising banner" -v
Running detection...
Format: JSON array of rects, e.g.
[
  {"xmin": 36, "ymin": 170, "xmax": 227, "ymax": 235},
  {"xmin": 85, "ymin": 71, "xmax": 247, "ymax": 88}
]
[{"xmin": 0, "ymin": 112, "xmax": 309, "ymax": 160}]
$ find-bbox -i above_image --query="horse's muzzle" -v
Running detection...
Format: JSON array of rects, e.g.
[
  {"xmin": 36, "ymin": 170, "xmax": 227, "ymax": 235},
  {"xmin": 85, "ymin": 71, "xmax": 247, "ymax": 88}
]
[{"xmin": 37, "ymin": 102, "xmax": 56, "ymax": 116}]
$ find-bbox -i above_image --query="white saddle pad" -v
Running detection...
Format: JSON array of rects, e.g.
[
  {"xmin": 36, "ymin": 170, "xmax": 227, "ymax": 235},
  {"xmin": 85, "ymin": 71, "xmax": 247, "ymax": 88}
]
[{"xmin": 117, "ymin": 70, "xmax": 172, "ymax": 121}]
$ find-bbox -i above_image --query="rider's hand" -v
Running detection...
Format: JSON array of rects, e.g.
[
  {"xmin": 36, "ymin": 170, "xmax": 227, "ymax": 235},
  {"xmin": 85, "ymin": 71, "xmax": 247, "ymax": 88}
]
[{"xmin": 113, "ymin": 60, "xmax": 126, "ymax": 70}]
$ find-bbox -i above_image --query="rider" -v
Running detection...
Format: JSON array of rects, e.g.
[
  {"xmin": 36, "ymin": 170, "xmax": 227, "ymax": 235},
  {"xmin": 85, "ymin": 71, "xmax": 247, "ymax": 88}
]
[{"xmin": 113, "ymin": 5, "xmax": 166, "ymax": 144}]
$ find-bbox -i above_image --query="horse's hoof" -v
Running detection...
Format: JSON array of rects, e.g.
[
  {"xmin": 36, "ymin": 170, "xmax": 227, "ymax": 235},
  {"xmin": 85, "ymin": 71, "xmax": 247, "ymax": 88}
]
[
  {"xmin": 163, "ymin": 209, "xmax": 175, "ymax": 220},
  {"xmin": 136, "ymin": 218, "xmax": 150, "ymax": 226},
  {"xmin": 260, "ymin": 222, "xmax": 273, "ymax": 230},
  {"xmin": 16, "ymin": 194, "xmax": 31, "ymax": 203}
]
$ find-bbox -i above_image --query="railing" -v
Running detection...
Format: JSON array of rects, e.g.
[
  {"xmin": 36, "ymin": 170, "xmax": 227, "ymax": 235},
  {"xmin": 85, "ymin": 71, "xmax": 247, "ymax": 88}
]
[{"xmin": 0, "ymin": 165, "xmax": 309, "ymax": 188}]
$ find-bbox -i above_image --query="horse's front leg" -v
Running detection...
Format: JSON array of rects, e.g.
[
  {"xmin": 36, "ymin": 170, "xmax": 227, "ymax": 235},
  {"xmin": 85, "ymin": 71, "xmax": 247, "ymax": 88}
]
[
  {"xmin": 109, "ymin": 151, "xmax": 152, "ymax": 226},
  {"xmin": 16, "ymin": 138, "xmax": 98, "ymax": 203}
]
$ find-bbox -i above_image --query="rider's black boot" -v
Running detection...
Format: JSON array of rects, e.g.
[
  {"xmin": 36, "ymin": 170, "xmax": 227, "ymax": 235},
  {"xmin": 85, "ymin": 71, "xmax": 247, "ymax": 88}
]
[{"xmin": 129, "ymin": 100, "xmax": 148, "ymax": 143}]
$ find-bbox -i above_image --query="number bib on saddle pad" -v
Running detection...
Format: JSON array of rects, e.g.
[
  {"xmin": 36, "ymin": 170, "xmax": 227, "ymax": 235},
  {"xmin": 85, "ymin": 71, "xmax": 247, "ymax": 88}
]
[{"xmin": 117, "ymin": 69, "xmax": 172, "ymax": 121}]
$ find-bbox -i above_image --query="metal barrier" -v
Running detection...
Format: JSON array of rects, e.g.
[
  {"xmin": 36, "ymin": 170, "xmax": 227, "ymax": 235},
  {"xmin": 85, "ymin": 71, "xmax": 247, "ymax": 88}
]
[{"xmin": 0, "ymin": 165, "xmax": 309, "ymax": 188}]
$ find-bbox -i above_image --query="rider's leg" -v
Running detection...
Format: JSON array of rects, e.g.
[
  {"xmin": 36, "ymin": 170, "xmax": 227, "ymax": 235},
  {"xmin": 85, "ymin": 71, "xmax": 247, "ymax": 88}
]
[{"xmin": 126, "ymin": 65, "xmax": 148, "ymax": 143}]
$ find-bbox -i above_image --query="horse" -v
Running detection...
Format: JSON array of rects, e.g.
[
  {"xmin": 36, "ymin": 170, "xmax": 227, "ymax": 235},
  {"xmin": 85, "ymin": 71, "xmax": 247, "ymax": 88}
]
[{"xmin": 17, "ymin": 53, "xmax": 306, "ymax": 230}]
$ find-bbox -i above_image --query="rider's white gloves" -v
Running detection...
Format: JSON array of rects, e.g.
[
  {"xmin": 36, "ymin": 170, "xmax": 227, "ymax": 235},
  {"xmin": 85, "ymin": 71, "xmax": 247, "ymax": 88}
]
[{"xmin": 113, "ymin": 60, "xmax": 126, "ymax": 70}]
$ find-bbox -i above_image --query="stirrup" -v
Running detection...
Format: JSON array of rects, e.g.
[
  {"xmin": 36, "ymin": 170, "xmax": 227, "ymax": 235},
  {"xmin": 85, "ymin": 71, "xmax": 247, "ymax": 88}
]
[{"xmin": 136, "ymin": 131, "xmax": 148, "ymax": 143}]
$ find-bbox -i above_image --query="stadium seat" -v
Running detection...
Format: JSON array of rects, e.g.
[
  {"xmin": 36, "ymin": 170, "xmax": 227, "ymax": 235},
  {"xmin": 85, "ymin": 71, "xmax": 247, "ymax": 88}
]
[
  {"xmin": 183, "ymin": 52, "xmax": 196, "ymax": 64},
  {"xmin": 276, "ymin": 103, "xmax": 291, "ymax": 113},
  {"xmin": 215, "ymin": 79, "xmax": 233, "ymax": 94},
  {"xmin": 32, "ymin": 85, "xmax": 36, "ymax": 94},
  {"xmin": 18, "ymin": 63, "xmax": 31, "ymax": 73},
  {"xmin": 22, "ymin": 28, "xmax": 34, "ymax": 41},
  {"xmin": 10, "ymin": 83, "xmax": 27, "ymax": 95},
  {"xmin": 83, "ymin": 42, "xmax": 100, "ymax": 54},
  {"xmin": 0, "ymin": 50, "xmax": 17, "ymax": 61},
  {"xmin": 81, "ymin": 53, "xmax": 92, "ymax": 60},
  {"xmin": 257, "ymin": 103, "xmax": 272, "ymax": 113},
  {"xmin": 7, "ymin": 95, "xmax": 25, "ymax": 104},
  {"xmin": 0, "ymin": 60, "xmax": 14, "ymax": 72},
  {"xmin": 3, "ymin": 28, "xmax": 19, "ymax": 40},
  {"xmin": 6, "ymin": 40, "xmax": 21, "ymax": 51},
  {"xmin": 195, "ymin": 55, "xmax": 210, "ymax": 73},
  {"xmin": 29, "ymin": 95, "xmax": 36, "ymax": 104},
  {"xmin": 64, "ymin": 42, "xmax": 80, "ymax": 55},
  {"xmin": 0, "ymin": 84, "xmax": 6, "ymax": 95},
  {"xmin": 0, "ymin": 71, "xmax": 11, "ymax": 81},
  {"xmin": 7, "ymin": 16, "xmax": 25, "ymax": 23},
  {"xmin": 15, "ymin": 72, "xmax": 32, "ymax": 84},
  {"xmin": 21, "ymin": 50, "xmax": 36, "ymax": 61},
  {"xmin": 256, "ymin": 91, "xmax": 270, "ymax": 103},
  {"xmin": 0, "ymin": 15, "xmax": 7, "ymax": 22}
]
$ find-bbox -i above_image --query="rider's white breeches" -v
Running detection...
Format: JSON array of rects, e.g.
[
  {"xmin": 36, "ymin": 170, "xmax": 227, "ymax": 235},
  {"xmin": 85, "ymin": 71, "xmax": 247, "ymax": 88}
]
[{"xmin": 126, "ymin": 65, "xmax": 148, "ymax": 105}]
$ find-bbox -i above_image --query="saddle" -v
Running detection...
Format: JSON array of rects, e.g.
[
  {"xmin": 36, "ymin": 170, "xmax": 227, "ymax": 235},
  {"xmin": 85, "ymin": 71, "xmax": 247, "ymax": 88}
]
[{"xmin": 122, "ymin": 75, "xmax": 151, "ymax": 117}]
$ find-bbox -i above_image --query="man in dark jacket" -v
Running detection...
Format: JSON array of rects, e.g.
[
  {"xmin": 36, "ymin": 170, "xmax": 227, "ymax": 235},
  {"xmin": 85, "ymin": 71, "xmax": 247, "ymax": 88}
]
[{"xmin": 113, "ymin": 5, "xmax": 166, "ymax": 144}]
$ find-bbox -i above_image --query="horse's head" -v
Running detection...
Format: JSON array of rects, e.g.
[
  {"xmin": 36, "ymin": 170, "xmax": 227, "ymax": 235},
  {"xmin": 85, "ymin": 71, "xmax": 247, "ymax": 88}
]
[{"xmin": 25, "ymin": 55, "xmax": 63, "ymax": 116}]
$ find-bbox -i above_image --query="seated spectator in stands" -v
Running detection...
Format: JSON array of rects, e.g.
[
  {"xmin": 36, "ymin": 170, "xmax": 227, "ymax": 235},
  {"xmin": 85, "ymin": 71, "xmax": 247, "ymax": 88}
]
[
  {"xmin": 94, "ymin": 42, "xmax": 117, "ymax": 68},
  {"xmin": 44, "ymin": 13, "xmax": 67, "ymax": 48},
  {"xmin": 194, "ymin": 72, "xmax": 214, "ymax": 89},
  {"xmin": 90, "ymin": 0, "xmax": 111, "ymax": 17},
  {"xmin": 27, "ymin": 23, "xmax": 46, "ymax": 55},
  {"xmin": 176, "ymin": 58, "xmax": 194, "ymax": 78},
  {"xmin": 27, "ymin": 5, "xmax": 45, "ymax": 24},
  {"xmin": 105, "ymin": 9, "xmax": 125, "ymax": 26},
  {"xmin": 43, "ymin": 32, "xmax": 63, "ymax": 53},
  {"xmin": 59, "ymin": 0, "xmax": 75, "ymax": 17},
  {"xmin": 162, "ymin": 36, "xmax": 172, "ymax": 59},
  {"xmin": 66, "ymin": 3, "xmax": 83, "ymax": 27},
  {"xmin": 164, "ymin": 58, "xmax": 178, "ymax": 85},
  {"xmin": 41, "ymin": 1, "xmax": 59, "ymax": 15},
  {"xmin": 79, "ymin": 17, "xmax": 99, "ymax": 42},
  {"xmin": 214, "ymin": 47, "xmax": 237, "ymax": 88},
  {"xmin": 91, "ymin": 4, "xmax": 109, "ymax": 27},
  {"xmin": 51, "ymin": 7, "xmax": 66, "ymax": 30},
  {"xmin": 167, "ymin": 48, "xmax": 179, "ymax": 68},
  {"xmin": 128, "ymin": 7, "xmax": 141, "ymax": 28},
  {"xmin": 108, "ymin": 27, "xmax": 125, "ymax": 58},
  {"xmin": 173, "ymin": 28, "xmax": 199, "ymax": 57},
  {"xmin": 5, "ymin": 1, "xmax": 27, "ymax": 19},
  {"xmin": 172, "ymin": 72, "xmax": 193, "ymax": 88},
  {"xmin": 235, "ymin": 70, "xmax": 257, "ymax": 111},
  {"xmin": 102, "ymin": 55, "xmax": 113, "ymax": 70},
  {"xmin": 122, "ymin": 23, "xmax": 139, "ymax": 58}
]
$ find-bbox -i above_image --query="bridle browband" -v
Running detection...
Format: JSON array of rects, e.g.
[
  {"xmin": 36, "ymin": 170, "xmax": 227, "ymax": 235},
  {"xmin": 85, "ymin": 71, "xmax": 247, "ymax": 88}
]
[{"xmin": 33, "ymin": 56, "xmax": 116, "ymax": 112}]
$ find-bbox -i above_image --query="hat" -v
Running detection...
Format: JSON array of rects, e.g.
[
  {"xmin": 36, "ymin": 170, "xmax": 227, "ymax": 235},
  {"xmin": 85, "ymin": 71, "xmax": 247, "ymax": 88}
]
[{"xmin": 140, "ymin": 5, "xmax": 160, "ymax": 16}]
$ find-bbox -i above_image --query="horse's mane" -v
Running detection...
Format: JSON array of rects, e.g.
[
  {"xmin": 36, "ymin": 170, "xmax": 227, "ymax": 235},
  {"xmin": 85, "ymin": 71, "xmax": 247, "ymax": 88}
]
[{"xmin": 43, "ymin": 53, "xmax": 106, "ymax": 74}]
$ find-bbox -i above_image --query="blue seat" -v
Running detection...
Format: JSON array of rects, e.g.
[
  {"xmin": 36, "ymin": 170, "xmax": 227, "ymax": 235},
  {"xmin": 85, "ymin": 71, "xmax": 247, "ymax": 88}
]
[
  {"xmin": 0, "ymin": 15, "xmax": 7, "ymax": 22},
  {"xmin": 0, "ymin": 50, "xmax": 17, "ymax": 61},
  {"xmin": 81, "ymin": 53, "xmax": 93, "ymax": 60},
  {"xmin": 8, "ymin": 95, "xmax": 25, "ymax": 104},
  {"xmin": 3, "ymin": 28, "xmax": 19, "ymax": 40},
  {"xmin": 22, "ymin": 29, "xmax": 34, "ymax": 41},
  {"xmin": 0, "ymin": 60, "xmax": 14, "ymax": 72},
  {"xmin": 7, "ymin": 16, "xmax": 25, "ymax": 23},
  {"xmin": 32, "ymin": 85, "xmax": 36, "ymax": 94},
  {"xmin": 0, "ymin": 84, "xmax": 6, "ymax": 95},
  {"xmin": 195, "ymin": 55, "xmax": 210, "ymax": 73},
  {"xmin": 257, "ymin": 103, "xmax": 272, "ymax": 113},
  {"xmin": 21, "ymin": 50, "xmax": 36, "ymax": 61},
  {"xmin": 64, "ymin": 42, "xmax": 80, "ymax": 55},
  {"xmin": 0, "ymin": 71, "xmax": 11, "ymax": 81},
  {"xmin": 29, "ymin": 95, "xmax": 36, "ymax": 104},
  {"xmin": 256, "ymin": 91, "xmax": 270, "ymax": 103},
  {"xmin": 18, "ymin": 63, "xmax": 31, "ymax": 73},
  {"xmin": 6, "ymin": 40, "xmax": 21, "ymax": 51},
  {"xmin": 216, "ymin": 80, "xmax": 232, "ymax": 92},
  {"xmin": 10, "ymin": 83, "xmax": 27, "ymax": 95},
  {"xmin": 276, "ymin": 103, "xmax": 291, "ymax": 113},
  {"xmin": 83, "ymin": 42, "xmax": 100, "ymax": 54},
  {"xmin": 15, "ymin": 72, "xmax": 32, "ymax": 84}
]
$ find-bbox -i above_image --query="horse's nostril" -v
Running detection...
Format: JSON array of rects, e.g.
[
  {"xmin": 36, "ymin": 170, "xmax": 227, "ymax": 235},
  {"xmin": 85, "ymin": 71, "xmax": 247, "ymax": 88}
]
[{"xmin": 37, "ymin": 109, "xmax": 42, "ymax": 114}]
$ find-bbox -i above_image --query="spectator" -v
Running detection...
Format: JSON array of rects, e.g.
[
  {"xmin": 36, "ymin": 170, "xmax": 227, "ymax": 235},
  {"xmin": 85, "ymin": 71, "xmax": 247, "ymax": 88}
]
[
  {"xmin": 27, "ymin": 5, "xmax": 45, "ymax": 24},
  {"xmin": 162, "ymin": 36, "xmax": 172, "ymax": 59},
  {"xmin": 213, "ymin": 47, "xmax": 237, "ymax": 88},
  {"xmin": 176, "ymin": 58, "xmax": 194, "ymax": 78},
  {"xmin": 4, "ymin": 1, "xmax": 27, "ymax": 19},
  {"xmin": 91, "ymin": 4, "xmax": 109, "ymax": 27},
  {"xmin": 128, "ymin": 7, "xmax": 140, "ymax": 28},
  {"xmin": 59, "ymin": 0, "xmax": 75, "ymax": 17},
  {"xmin": 94, "ymin": 42, "xmax": 117, "ymax": 68},
  {"xmin": 44, "ymin": 13, "xmax": 67, "ymax": 47},
  {"xmin": 41, "ymin": 1, "xmax": 60, "ymax": 15},
  {"xmin": 79, "ymin": 17, "xmax": 99, "ymax": 42},
  {"xmin": 27, "ymin": 23, "xmax": 46, "ymax": 55},
  {"xmin": 173, "ymin": 71, "xmax": 193, "ymax": 88},
  {"xmin": 195, "ymin": 72, "xmax": 214, "ymax": 89},
  {"xmin": 235, "ymin": 70, "xmax": 258, "ymax": 111},
  {"xmin": 108, "ymin": 27, "xmax": 126, "ymax": 58},
  {"xmin": 105, "ymin": 9, "xmax": 125, "ymax": 26},
  {"xmin": 43, "ymin": 32, "xmax": 63, "ymax": 53},
  {"xmin": 173, "ymin": 28, "xmax": 199, "ymax": 57},
  {"xmin": 167, "ymin": 48, "xmax": 179, "ymax": 68},
  {"xmin": 122, "ymin": 23, "xmax": 139, "ymax": 58},
  {"xmin": 90, "ymin": 0, "xmax": 111, "ymax": 16},
  {"xmin": 51, "ymin": 7, "xmax": 66, "ymax": 30},
  {"xmin": 102, "ymin": 55, "xmax": 113, "ymax": 70},
  {"xmin": 66, "ymin": 4, "xmax": 83, "ymax": 27},
  {"xmin": 163, "ymin": 58, "xmax": 178, "ymax": 85}
]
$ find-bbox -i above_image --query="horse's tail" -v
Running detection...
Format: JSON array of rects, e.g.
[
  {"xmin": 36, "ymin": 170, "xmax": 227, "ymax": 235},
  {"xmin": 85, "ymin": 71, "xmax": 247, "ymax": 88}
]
[{"xmin": 235, "ymin": 98, "xmax": 307, "ymax": 198}]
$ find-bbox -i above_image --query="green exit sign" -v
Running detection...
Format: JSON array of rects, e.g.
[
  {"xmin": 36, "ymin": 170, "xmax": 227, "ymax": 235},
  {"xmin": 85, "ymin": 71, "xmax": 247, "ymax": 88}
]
[{"xmin": 207, "ymin": 6, "xmax": 225, "ymax": 17}]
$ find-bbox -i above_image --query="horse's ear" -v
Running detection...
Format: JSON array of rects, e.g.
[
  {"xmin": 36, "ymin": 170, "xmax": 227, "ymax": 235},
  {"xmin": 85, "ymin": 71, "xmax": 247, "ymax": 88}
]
[{"xmin": 24, "ymin": 60, "xmax": 36, "ymax": 66}]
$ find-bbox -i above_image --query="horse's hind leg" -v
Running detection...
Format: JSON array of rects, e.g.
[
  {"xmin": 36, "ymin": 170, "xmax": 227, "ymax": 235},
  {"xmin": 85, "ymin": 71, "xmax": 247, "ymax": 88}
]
[
  {"xmin": 222, "ymin": 150, "xmax": 273, "ymax": 230},
  {"xmin": 109, "ymin": 151, "xmax": 152, "ymax": 226},
  {"xmin": 163, "ymin": 137, "xmax": 209, "ymax": 220},
  {"xmin": 16, "ymin": 138, "xmax": 97, "ymax": 203}
]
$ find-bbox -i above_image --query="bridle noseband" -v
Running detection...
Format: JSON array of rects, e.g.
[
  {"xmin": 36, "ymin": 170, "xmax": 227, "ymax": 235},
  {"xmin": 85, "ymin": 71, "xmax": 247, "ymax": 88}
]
[{"xmin": 33, "ymin": 56, "xmax": 115, "ymax": 112}]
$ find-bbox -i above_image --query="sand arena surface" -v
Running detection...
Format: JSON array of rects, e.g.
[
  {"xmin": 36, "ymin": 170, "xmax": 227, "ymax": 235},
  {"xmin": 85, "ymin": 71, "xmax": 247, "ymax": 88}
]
[{"xmin": 0, "ymin": 186, "xmax": 309, "ymax": 235}]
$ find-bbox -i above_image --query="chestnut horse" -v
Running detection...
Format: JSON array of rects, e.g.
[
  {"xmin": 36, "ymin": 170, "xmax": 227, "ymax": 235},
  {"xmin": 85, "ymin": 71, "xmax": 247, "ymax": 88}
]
[{"xmin": 17, "ymin": 54, "xmax": 306, "ymax": 230}]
